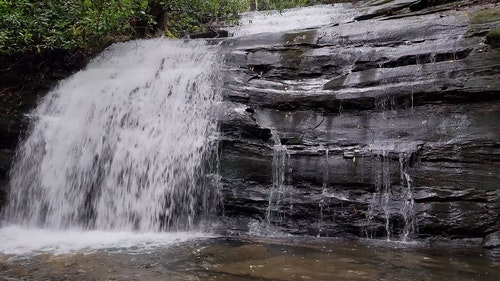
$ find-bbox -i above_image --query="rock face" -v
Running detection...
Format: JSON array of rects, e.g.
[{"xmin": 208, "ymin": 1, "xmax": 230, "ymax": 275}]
[
  {"xmin": 0, "ymin": 1, "xmax": 498, "ymax": 245},
  {"xmin": 219, "ymin": 0, "xmax": 500, "ymax": 243}
]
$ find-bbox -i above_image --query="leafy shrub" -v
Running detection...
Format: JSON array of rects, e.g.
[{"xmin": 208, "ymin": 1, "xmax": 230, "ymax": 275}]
[
  {"xmin": 0, "ymin": 0, "xmax": 151, "ymax": 55},
  {"xmin": 0, "ymin": 0, "xmax": 328, "ymax": 55},
  {"xmin": 155, "ymin": 0, "xmax": 246, "ymax": 37}
]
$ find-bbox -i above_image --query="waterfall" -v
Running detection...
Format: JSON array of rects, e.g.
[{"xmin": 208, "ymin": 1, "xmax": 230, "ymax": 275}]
[
  {"xmin": 3, "ymin": 39, "xmax": 222, "ymax": 232},
  {"xmin": 232, "ymin": 4, "xmax": 359, "ymax": 37}
]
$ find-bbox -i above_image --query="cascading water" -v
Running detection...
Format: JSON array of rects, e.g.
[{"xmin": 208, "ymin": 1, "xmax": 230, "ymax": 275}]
[
  {"xmin": 231, "ymin": 4, "xmax": 359, "ymax": 37},
  {"xmin": 265, "ymin": 132, "xmax": 290, "ymax": 225},
  {"xmin": 371, "ymin": 150, "xmax": 393, "ymax": 239},
  {"xmin": 3, "ymin": 39, "xmax": 221, "ymax": 232},
  {"xmin": 364, "ymin": 143, "xmax": 418, "ymax": 241},
  {"xmin": 399, "ymin": 153, "xmax": 416, "ymax": 241},
  {"xmin": 232, "ymin": 5, "xmax": 359, "ymax": 235}
]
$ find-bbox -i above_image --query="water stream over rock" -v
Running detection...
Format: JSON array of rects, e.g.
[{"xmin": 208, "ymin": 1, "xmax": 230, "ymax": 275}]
[
  {"xmin": 219, "ymin": 0, "xmax": 499, "ymax": 244},
  {"xmin": 0, "ymin": 0, "xmax": 499, "ymax": 279},
  {"xmin": 3, "ymin": 39, "xmax": 222, "ymax": 232}
]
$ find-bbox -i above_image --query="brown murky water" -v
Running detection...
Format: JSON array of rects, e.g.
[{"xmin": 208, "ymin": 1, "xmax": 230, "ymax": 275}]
[{"xmin": 0, "ymin": 237, "xmax": 498, "ymax": 281}]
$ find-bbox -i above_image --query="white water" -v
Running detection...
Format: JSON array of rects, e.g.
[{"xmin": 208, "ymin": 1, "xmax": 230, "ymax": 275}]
[
  {"xmin": 2, "ymin": 39, "xmax": 222, "ymax": 237},
  {"xmin": 232, "ymin": 4, "xmax": 359, "ymax": 37},
  {"xmin": 0, "ymin": 226, "xmax": 209, "ymax": 256}
]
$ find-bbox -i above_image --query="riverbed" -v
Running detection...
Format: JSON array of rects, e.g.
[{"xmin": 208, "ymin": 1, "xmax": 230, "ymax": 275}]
[{"xmin": 1, "ymin": 235, "xmax": 497, "ymax": 280}]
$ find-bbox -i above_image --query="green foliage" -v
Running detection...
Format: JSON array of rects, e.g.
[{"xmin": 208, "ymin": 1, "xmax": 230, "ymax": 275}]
[
  {"xmin": 0, "ymin": 0, "xmax": 329, "ymax": 55},
  {"xmin": 158, "ymin": 0, "xmax": 330, "ymax": 37},
  {"xmin": 153, "ymin": 0, "xmax": 246, "ymax": 38},
  {"xmin": 0, "ymin": 0, "xmax": 152, "ymax": 55},
  {"xmin": 1, "ymin": 0, "xmax": 81, "ymax": 53},
  {"xmin": 159, "ymin": 0, "xmax": 332, "ymax": 37},
  {"xmin": 257, "ymin": 0, "xmax": 308, "ymax": 11}
]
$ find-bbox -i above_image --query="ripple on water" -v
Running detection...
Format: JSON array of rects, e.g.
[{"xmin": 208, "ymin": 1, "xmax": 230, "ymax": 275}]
[{"xmin": 1, "ymin": 235, "xmax": 497, "ymax": 281}]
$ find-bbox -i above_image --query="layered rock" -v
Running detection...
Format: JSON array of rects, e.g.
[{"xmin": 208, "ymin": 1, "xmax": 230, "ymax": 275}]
[
  {"xmin": 0, "ymin": 0, "xmax": 498, "ymax": 246},
  {"xmin": 219, "ymin": 0, "xmax": 500, "ymax": 244}
]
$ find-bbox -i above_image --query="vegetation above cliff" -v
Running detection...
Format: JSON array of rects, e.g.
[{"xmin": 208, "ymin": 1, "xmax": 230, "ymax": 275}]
[{"xmin": 0, "ymin": 0, "xmax": 327, "ymax": 56}]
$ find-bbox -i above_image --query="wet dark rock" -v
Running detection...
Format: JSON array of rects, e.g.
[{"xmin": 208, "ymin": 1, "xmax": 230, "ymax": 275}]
[
  {"xmin": 409, "ymin": 0, "xmax": 430, "ymax": 12},
  {"xmin": 0, "ymin": 0, "xmax": 498, "ymax": 246},
  {"xmin": 219, "ymin": 0, "xmax": 500, "ymax": 245},
  {"xmin": 219, "ymin": 107, "xmax": 272, "ymax": 142},
  {"xmin": 0, "ymin": 149, "xmax": 13, "ymax": 179},
  {"xmin": 486, "ymin": 28, "xmax": 500, "ymax": 48},
  {"xmin": 189, "ymin": 29, "xmax": 230, "ymax": 39},
  {"xmin": 483, "ymin": 231, "xmax": 500, "ymax": 249},
  {"xmin": 408, "ymin": 0, "xmax": 461, "ymax": 12},
  {"xmin": 0, "ymin": 117, "xmax": 24, "ymax": 209},
  {"xmin": 0, "ymin": 149, "xmax": 13, "ymax": 207}
]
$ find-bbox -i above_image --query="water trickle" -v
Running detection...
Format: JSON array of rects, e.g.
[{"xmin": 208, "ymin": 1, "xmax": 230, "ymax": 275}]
[
  {"xmin": 266, "ymin": 134, "xmax": 289, "ymax": 225},
  {"xmin": 3, "ymin": 39, "xmax": 222, "ymax": 232},
  {"xmin": 415, "ymin": 54, "xmax": 421, "ymax": 66},
  {"xmin": 410, "ymin": 89, "xmax": 414, "ymax": 112},
  {"xmin": 399, "ymin": 153, "xmax": 416, "ymax": 241},
  {"xmin": 317, "ymin": 147, "xmax": 330, "ymax": 237},
  {"xmin": 430, "ymin": 53, "xmax": 436, "ymax": 64},
  {"xmin": 380, "ymin": 151, "xmax": 392, "ymax": 239},
  {"xmin": 409, "ymin": 54, "xmax": 425, "ymax": 112},
  {"xmin": 365, "ymin": 150, "xmax": 394, "ymax": 240},
  {"xmin": 365, "ymin": 144, "xmax": 418, "ymax": 241},
  {"xmin": 317, "ymin": 198, "xmax": 325, "ymax": 238},
  {"xmin": 322, "ymin": 148, "xmax": 330, "ymax": 193}
]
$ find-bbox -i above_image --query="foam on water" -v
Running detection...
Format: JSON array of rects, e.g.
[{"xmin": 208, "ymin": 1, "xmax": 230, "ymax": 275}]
[
  {"xmin": 232, "ymin": 4, "xmax": 359, "ymax": 37},
  {"xmin": 0, "ymin": 225, "xmax": 209, "ymax": 256}
]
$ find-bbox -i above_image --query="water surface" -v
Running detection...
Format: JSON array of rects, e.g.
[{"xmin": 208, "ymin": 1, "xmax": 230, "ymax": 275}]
[{"xmin": 1, "ymin": 236, "xmax": 497, "ymax": 281}]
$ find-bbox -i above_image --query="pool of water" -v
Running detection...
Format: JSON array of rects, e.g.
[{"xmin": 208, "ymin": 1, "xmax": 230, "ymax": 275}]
[{"xmin": 1, "ymin": 236, "xmax": 498, "ymax": 281}]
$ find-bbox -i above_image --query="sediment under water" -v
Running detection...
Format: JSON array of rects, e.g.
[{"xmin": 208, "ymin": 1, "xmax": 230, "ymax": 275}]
[{"xmin": 0, "ymin": 237, "xmax": 498, "ymax": 281}]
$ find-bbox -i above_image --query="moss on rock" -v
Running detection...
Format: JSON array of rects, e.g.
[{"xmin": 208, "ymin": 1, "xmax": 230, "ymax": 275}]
[
  {"xmin": 470, "ymin": 8, "xmax": 500, "ymax": 24},
  {"xmin": 486, "ymin": 27, "xmax": 500, "ymax": 48}
]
